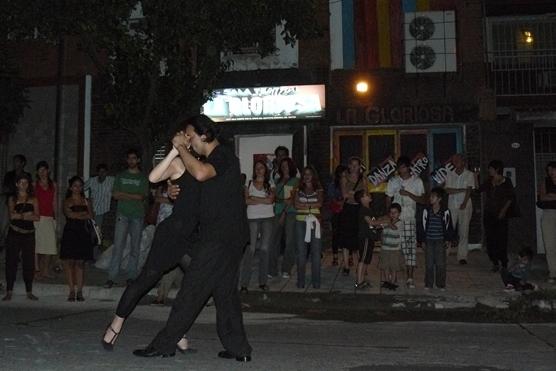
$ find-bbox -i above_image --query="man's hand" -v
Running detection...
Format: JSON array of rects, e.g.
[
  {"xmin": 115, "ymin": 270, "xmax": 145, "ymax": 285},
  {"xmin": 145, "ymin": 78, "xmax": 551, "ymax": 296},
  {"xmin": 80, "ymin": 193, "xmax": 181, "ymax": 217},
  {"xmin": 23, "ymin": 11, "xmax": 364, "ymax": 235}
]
[
  {"xmin": 167, "ymin": 179, "xmax": 181, "ymax": 200},
  {"xmin": 399, "ymin": 189, "xmax": 411, "ymax": 197}
]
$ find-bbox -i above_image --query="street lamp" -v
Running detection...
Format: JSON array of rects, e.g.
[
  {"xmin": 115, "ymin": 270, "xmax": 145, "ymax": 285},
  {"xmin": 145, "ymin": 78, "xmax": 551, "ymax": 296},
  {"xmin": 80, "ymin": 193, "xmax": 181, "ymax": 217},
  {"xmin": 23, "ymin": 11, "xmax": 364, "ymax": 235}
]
[{"xmin": 355, "ymin": 81, "xmax": 369, "ymax": 94}]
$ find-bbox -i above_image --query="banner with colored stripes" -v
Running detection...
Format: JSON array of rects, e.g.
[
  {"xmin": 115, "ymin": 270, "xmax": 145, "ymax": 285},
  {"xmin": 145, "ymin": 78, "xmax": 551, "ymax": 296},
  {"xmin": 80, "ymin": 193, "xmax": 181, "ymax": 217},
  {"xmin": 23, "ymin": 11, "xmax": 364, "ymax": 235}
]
[{"xmin": 330, "ymin": 0, "xmax": 455, "ymax": 70}]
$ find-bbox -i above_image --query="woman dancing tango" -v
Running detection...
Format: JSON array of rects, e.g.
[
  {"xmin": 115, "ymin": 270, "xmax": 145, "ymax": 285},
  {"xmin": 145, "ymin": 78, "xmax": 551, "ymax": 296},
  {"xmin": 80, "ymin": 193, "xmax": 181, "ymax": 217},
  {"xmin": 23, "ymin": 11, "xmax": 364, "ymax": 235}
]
[{"xmin": 101, "ymin": 142, "xmax": 201, "ymax": 353}]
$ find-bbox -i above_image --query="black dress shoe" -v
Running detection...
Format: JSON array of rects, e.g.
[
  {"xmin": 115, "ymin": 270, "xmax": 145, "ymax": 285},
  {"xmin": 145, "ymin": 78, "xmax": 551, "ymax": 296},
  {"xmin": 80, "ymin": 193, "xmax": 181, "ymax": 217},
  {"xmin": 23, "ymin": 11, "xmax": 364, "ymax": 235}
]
[
  {"xmin": 218, "ymin": 350, "xmax": 251, "ymax": 362},
  {"xmin": 133, "ymin": 346, "xmax": 175, "ymax": 358}
]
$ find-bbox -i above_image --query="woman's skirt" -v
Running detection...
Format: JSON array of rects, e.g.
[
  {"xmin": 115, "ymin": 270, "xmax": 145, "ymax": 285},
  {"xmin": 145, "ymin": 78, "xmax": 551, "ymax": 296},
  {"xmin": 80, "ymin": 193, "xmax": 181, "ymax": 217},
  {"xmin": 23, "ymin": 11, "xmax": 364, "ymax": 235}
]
[{"xmin": 34, "ymin": 216, "xmax": 57, "ymax": 255}]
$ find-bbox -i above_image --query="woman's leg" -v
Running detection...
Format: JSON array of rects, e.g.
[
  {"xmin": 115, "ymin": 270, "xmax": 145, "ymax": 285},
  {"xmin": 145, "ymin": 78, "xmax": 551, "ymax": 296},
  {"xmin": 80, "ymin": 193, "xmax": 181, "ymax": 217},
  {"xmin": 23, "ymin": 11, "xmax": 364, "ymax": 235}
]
[
  {"xmin": 282, "ymin": 214, "xmax": 297, "ymax": 276},
  {"xmin": 22, "ymin": 234, "xmax": 36, "ymax": 295},
  {"xmin": 75, "ymin": 260, "xmax": 84, "ymax": 292},
  {"xmin": 295, "ymin": 221, "xmax": 308, "ymax": 288},
  {"xmin": 3, "ymin": 231, "xmax": 19, "ymax": 299},
  {"xmin": 258, "ymin": 218, "xmax": 274, "ymax": 286},
  {"xmin": 483, "ymin": 215, "xmax": 498, "ymax": 267},
  {"xmin": 240, "ymin": 220, "xmax": 259, "ymax": 288},
  {"xmin": 63, "ymin": 260, "xmax": 75, "ymax": 296},
  {"xmin": 310, "ymin": 233, "xmax": 322, "ymax": 289},
  {"xmin": 541, "ymin": 210, "xmax": 556, "ymax": 278},
  {"xmin": 495, "ymin": 219, "xmax": 509, "ymax": 268},
  {"xmin": 268, "ymin": 216, "xmax": 284, "ymax": 277}
]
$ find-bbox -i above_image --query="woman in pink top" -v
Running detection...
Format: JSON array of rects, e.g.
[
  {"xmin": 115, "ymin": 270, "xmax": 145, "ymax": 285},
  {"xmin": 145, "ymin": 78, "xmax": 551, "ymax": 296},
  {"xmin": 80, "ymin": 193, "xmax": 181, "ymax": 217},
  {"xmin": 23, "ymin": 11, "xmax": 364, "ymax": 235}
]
[{"xmin": 34, "ymin": 161, "xmax": 58, "ymax": 279}]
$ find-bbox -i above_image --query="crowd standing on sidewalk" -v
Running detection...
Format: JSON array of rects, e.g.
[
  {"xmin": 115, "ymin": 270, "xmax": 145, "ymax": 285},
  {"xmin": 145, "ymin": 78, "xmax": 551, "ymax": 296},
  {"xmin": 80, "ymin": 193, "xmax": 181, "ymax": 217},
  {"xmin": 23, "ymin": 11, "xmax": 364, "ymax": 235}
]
[{"xmin": 3, "ymin": 143, "xmax": 556, "ymax": 302}]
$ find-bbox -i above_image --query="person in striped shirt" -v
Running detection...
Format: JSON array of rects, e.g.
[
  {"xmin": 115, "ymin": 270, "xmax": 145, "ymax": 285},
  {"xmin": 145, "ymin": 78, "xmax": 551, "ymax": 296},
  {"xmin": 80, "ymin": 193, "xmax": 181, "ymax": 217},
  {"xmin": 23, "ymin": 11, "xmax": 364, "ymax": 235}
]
[
  {"xmin": 378, "ymin": 203, "xmax": 404, "ymax": 291},
  {"xmin": 84, "ymin": 163, "xmax": 114, "ymax": 243},
  {"xmin": 420, "ymin": 187, "xmax": 455, "ymax": 290}
]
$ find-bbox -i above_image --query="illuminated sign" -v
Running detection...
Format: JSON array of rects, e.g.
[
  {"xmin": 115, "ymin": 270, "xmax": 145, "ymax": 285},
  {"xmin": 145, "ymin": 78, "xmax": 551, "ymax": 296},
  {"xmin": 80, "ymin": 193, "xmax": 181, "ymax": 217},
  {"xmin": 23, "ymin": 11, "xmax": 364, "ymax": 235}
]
[{"xmin": 202, "ymin": 84, "xmax": 325, "ymax": 122}]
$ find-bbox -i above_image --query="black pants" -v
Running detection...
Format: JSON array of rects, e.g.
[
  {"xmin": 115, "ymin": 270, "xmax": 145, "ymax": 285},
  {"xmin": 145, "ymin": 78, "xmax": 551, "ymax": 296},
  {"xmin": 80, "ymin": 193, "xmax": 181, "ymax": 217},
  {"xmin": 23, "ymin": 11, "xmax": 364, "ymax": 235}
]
[
  {"xmin": 5, "ymin": 229, "xmax": 35, "ymax": 292},
  {"xmin": 358, "ymin": 237, "xmax": 373, "ymax": 264},
  {"xmin": 331, "ymin": 214, "xmax": 340, "ymax": 255},
  {"xmin": 149, "ymin": 243, "xmax": 252, "ymax": 356},
  {"xmin": 115, "ymin": 219, "xmax": 194, "ymax": 318},
  {"xmin": 484, "ymin": 213, "xmax": 508, "ymax": 268}
]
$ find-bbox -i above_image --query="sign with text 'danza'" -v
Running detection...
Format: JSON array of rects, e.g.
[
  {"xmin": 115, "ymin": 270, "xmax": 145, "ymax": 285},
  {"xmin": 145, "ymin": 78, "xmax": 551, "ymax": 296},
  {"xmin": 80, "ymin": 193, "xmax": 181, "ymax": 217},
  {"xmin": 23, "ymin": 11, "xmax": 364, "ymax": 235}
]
[{"xmin": 202, "ymin": 84, "xmax": 325, "ymax": 122}]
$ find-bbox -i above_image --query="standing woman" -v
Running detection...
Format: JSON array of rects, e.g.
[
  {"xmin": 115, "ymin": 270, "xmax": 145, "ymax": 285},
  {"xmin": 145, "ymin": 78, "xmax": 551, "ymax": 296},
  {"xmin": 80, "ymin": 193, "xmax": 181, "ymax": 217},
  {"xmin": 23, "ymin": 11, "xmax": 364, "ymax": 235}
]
[
  {"xmin": 60, "ymin": 176, "xmax": 95, "ymax": 302},
  {"xmin": 294, "ymin": 166, "xmax": 324, "ymax": 289},
  {"xmin": 539, "ymin": 161, "xmax": 556, "ymax": 283},
  {"xmin": 3, "ymin": 174, "xmax": 40, "ymax": 301},
  {"xmin": 338, "ymin": 157, "xmax": 368, "ymax": 276},
  {"xmin": 476, "ymin": 160, "xmax": 516, "ymax": 272},
  {"xmin": 241, "ymin": 160, "xmax": 275, "ymax": 293},
  {"xmin": 34, "ymin": 161, "xmax": 58, "ymax": 279},
  {"xmin": 270, "ymin": 157, "xmax": 299, "ymax": 278},
  {"xmin": 327, "ymin": 165, "xmax": 347, "ymax": 266}
]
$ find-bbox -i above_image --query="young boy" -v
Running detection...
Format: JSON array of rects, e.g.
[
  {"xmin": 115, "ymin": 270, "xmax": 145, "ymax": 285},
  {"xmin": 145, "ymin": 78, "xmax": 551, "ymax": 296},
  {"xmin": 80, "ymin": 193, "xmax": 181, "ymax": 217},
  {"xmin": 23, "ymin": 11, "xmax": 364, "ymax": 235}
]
[
  {"xmin": 354, "ymin": 190, "xmax": 381, "ymax": 289},
  {"xmin": 501, "ymin": 247, "xmax": 536, "ymax": 291},
  {"xmin": 420, "ymin": 187, "xmax": 455, "ymax": 290},
  {"xmin": 379, "ymin": 203, "xmax": 405, "ymax": 291}
]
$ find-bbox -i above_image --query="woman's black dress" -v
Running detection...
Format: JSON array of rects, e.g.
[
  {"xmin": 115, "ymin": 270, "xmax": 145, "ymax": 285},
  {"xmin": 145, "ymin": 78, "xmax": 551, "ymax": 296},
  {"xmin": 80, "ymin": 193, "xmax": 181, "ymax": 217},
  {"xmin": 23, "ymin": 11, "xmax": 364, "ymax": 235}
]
[{"xmin": 60, "ymin": 205, "xmax": 94, "ymax": 261}]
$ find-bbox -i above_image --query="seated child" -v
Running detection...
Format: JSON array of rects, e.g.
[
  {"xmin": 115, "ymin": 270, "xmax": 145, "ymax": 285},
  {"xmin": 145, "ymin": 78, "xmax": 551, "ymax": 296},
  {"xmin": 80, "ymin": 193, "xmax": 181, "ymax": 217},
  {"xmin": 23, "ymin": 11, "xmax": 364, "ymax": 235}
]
[
  {"xmin": 354, "ymin": 190, "xmax": 381, "ymax": 289},
  {"xmin": 501, "ymin": 247, "xmax": 536, "ymax": 291},
  {"xmin": 379, "ymin": 203, "xmax": 404, "ymax": 291}
]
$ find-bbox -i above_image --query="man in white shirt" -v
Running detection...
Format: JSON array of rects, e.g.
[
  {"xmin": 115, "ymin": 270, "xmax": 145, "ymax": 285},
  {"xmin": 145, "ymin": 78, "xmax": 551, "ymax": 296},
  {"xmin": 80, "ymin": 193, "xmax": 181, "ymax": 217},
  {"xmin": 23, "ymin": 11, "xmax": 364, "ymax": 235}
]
[
  {"xmin": 85, "ymin": 163, "xmax": 115, "ymax": 241},
  {"xmin": 386, "ymin": 156, "xmax": 425, "ymax": 288},
  {"xmin": 444, "ymin": 154, "xmax": 474, "ymax": 265}
]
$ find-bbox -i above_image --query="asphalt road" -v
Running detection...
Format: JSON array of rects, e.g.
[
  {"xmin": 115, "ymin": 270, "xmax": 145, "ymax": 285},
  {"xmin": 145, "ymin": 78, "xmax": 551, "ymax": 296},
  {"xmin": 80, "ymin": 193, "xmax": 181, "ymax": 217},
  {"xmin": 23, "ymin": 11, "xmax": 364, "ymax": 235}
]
[{"xmin": 0, "ymin": 296, "xmax": 555, "ymax": 371}]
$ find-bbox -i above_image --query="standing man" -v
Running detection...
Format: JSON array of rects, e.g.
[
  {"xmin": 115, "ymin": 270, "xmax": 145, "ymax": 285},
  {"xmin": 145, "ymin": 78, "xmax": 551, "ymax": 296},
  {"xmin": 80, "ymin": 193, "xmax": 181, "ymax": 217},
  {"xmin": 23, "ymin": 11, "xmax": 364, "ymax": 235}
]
[
  {"xmin": 104, "ymin": 149, "xmax": 149, "ymax": 288},
  {"xmin": 1, "ymin": 155, "xmax": 31, "ymax": 247},
  {"xmin": 134, "ymin": 114, "xmax": 252, "ymax": 361},
  {"xmin": 444, "ymin": 154, "xmax": 475, "ymax": 265},
  {"xmin": 385, "ymin": 156, "xmax": 425, "ymax": 289},
  {"xmin": 85, "ymin": 163, "xmax": 114, "ymax": 248}
]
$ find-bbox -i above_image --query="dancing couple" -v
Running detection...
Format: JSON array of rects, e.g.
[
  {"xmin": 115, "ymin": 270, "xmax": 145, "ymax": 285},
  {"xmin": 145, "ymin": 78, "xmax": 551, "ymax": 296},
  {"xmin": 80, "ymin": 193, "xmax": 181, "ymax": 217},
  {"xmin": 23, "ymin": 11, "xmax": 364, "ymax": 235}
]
[{"xmin": 101, "ymin": 114, "xmax": 252, "ymax": 361}]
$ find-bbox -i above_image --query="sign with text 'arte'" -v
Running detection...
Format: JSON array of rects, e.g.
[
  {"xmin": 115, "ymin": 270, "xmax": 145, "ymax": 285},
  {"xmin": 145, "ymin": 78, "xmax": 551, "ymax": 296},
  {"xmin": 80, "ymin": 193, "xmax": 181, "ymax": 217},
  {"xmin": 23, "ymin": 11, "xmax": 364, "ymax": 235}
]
[{"xmin": 202, "ymin": 85, "xmax": 325, "ymax": 122}]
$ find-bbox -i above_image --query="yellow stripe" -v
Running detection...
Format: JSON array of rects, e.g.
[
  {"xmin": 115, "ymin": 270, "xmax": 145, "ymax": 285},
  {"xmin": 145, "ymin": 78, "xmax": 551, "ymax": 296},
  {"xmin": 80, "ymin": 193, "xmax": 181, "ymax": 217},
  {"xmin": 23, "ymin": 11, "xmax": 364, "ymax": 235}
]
[
  {"xmin": 416, "ymin": 0, "xmax": 430, "ymax": 11},
  {"xmin": 377, "ymin": 0, "xmax": 391, "ymax": 68}
]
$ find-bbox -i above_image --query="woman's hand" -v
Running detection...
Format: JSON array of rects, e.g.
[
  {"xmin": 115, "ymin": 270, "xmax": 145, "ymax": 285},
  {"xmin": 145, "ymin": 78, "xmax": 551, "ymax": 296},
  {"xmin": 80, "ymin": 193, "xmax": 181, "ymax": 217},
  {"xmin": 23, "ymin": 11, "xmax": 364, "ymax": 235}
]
[{"xmin": 167, "ymin": 180, "xmax": 181, "ymax": 200}]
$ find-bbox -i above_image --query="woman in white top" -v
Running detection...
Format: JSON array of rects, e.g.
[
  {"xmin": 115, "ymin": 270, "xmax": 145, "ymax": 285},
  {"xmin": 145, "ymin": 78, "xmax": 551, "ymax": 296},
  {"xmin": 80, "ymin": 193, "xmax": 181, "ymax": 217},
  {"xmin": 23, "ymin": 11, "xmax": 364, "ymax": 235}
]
[{"xmin": 241, "ymin": 160, "xmax": 275, "ymax": 293}]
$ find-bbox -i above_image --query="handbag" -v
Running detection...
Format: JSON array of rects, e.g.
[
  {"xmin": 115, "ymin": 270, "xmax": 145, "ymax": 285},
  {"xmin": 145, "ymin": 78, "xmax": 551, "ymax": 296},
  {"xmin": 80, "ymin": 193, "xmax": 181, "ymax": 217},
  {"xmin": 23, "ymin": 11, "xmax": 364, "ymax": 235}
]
[{"xmin": 85, "ymin": 219, "xmax": 102, "ymax": 246}]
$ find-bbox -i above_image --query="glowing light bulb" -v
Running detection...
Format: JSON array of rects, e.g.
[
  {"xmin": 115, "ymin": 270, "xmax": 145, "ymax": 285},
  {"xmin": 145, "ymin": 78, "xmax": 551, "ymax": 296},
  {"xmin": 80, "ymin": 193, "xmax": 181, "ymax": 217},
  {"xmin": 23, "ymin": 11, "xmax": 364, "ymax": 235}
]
[{"xmin": 355, "ymin": 81, "xmax": 369, "ymax": 94}]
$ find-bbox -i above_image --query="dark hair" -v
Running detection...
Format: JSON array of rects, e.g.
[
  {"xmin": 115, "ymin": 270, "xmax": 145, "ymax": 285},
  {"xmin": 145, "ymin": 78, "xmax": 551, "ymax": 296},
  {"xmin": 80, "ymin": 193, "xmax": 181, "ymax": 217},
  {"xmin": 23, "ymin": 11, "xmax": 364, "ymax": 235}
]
[
  {"xmin": 334, "ymin": 165, "xmax": 347, "ymax": 188},
  {"xmin": 65, "ymin": 176, "xmax": 85, "ymax": 199},
  {"xmin": 274, "ymin": 146, "xmax": 289, "ymax": 157},
  {"xmin": 397, "ymin": 156, "xmax": 412, "ymax": 168},
  {"xmin": 488, "ymin": 160, "xmax": 504, "ymax": 175},
  {"xmin": 546, "ymin": 161, "xmax": 556, "ymax": 172},
  {"xmin": 354, "ymin": 189, "xmax": 366, "ymax": 204},
  {"xmin": 390, "ymin": 202, "xmax": 402, "ymax": 213},
  {"xmin": 13, "ymin": 154, "xmax": 26, "ymax": 166},
  {"xmin": 126, "ymin": 148, "xmax": 141, "ymax": 159},
  {"xmin": 96, "ymin": 163, "xmax": 108, "ymax": 172},
  {"xmin": 251, "ymin": 160, "xmax": 271, "ymax": 193},
  {"xmin": 180, "ymin": 114, "xmax": 220, "ymax": 143},
  {"xmin": 278, "ymin": 157, "xmax": 297, "ymax": 182},
  {"xmin": 298, "ymin": 166, "xmax": 322, "ymax": 194},
  {"xmin": 518, "ymin": 247, "xmax": 534, "ymax": 260},
  {"xmin": 430, "ymin": 186, "xmax": 447, "ymax": 201},
  {"xmin": 36, "ymin": 161, "xmax": 54, "ymax": 188},
  {"xmin": 14, "ymin": 173, "xmax": 34, "ymax": 197}
]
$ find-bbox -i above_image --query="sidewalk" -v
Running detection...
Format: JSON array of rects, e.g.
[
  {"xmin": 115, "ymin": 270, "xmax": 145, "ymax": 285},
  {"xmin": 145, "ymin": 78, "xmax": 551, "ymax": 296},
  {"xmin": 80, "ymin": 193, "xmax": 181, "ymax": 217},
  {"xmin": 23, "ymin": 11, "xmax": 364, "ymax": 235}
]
[{"xmin": 1, "ymin": 247, "xmax": 554, "ymax": 311}]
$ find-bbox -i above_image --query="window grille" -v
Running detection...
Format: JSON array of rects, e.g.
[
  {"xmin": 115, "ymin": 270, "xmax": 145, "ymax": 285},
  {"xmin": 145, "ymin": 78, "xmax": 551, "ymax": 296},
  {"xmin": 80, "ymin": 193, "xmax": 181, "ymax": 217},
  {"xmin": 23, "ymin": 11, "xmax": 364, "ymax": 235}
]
[{"xmin": 486, "ymin": 16, "xmax": 556, "ymax": 96}]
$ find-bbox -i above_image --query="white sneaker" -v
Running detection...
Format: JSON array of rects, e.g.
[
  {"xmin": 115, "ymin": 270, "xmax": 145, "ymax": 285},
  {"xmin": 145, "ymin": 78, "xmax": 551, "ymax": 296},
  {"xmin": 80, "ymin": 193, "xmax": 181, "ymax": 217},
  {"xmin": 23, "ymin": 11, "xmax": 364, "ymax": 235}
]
[
  {"xmin": 282, "ymin": 272, "xmax": 290, "ymax": 279},
  {"xmin": 406, "ymin": 279, "xmax": 415, "ymax": 289}
]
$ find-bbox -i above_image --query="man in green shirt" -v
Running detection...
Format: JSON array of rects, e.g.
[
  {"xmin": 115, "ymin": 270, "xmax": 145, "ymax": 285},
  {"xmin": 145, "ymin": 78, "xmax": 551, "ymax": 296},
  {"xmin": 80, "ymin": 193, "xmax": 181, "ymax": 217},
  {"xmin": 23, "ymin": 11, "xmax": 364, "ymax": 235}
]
[{"xmin": 105, "ymin": 149, "xmax": 149, "ymax": 288}]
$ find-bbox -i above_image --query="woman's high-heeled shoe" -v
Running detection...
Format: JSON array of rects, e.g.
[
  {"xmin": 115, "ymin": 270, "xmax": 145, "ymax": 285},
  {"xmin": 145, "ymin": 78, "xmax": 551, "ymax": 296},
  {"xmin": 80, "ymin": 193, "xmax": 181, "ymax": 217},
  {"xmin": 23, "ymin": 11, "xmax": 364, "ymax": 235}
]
[
  {"xmin": 76, "ymin": 291, "xmax": 85, "ymax": 302},
  {"xmin": 102, "ymin": 325, "xmax": 120, "ymax": 351},
  {"xmin": 68, "ymin": 291, "xmax": 76, "ymax": 302}
]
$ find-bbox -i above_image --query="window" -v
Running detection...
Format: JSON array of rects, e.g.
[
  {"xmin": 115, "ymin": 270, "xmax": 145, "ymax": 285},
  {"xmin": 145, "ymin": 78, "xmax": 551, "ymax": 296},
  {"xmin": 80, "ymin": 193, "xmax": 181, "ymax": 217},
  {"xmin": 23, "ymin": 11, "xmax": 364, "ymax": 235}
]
[{"xmin": 486, "ymin": 16, "xmax": 556, "ymax": 96}]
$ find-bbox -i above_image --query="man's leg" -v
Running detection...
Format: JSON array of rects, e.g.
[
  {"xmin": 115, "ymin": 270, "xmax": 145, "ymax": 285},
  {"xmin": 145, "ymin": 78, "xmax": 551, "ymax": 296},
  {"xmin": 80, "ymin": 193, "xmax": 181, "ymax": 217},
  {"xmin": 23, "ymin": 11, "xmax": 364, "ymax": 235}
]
[
  {"xmin": 148, "ymin": 251, "xmax": 223, "ymax": 354},
  {"xmin": 457, "ymin": 206, "xmax": 472, "ymax": 261},
  {"xmin": 108, "ymin": 214, "xmax": 129, "ymax": 282},
  {"xmin": 213, "ymin": 251, "xmax": 252, "ymax": 357},
  {"xmin": 126, "ymin": 217, "xmax": 144, "ymax": 280}
]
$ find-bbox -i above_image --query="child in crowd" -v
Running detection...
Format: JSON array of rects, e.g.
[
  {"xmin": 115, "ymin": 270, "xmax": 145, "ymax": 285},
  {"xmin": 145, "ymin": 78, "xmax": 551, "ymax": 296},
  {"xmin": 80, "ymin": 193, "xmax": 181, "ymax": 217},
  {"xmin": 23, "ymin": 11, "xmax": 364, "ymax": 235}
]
[
  {"xmin": 379, "ymin": 203, "xmax": 404, "ymax": 291},
  {"xmin": 354, "ymin": 190, "xmax": 381, "ymax": 289},
  {"xmin": 501, "ymin": 247, "xmax": 537, "ymax": 291},
  {"xmin": 420, "ymin": 187, "xmax": 455, "ymax": 290}
]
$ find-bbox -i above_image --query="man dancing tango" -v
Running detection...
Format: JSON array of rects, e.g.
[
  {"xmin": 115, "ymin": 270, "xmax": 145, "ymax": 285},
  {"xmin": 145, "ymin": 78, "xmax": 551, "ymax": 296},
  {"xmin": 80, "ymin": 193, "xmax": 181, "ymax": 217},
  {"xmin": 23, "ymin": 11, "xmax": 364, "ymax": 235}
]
[{"xmin": 133, "ymin": 114, "xmax": 252, "ymax": 361}]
